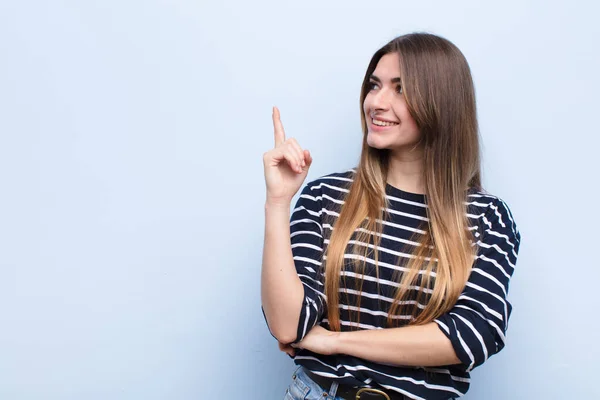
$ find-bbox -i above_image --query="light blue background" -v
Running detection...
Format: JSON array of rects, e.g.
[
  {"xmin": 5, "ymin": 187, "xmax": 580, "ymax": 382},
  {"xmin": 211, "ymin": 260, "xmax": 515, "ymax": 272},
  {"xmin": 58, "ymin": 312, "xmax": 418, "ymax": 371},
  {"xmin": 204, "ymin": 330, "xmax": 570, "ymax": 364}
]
[{"xmin": 1, "ymin": 1, "xmax": 598, "ymax": 399}]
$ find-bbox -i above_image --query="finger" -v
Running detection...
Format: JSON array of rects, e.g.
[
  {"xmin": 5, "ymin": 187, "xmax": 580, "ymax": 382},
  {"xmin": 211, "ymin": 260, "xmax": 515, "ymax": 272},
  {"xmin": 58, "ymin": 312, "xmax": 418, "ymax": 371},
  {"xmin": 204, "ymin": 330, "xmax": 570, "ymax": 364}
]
[
  {"xmin": 266, "ymin": 146, "xmax": 299, "ymax": 171},
  {"xmin": 282, "ymin": 149, "xmax": 303, "ymax": 173},
  {"xmin": 287, "ymin": 139, "xmax": 305, "ymax": 167},
  {"xmin": 304, "ymin": 149, "xmax": 313, "ymax": 167},
  {"xmin": 283, "ymin": 345, "xmax": 295, "ymax": 357},
  {"xmin": 285, "ymin": 142, "xmax": 304, "ymax": 172},
  {"xmin": 272, "ymin": 106, "xmax": 286, "ymax": 148},
  {"xmin": 278, "ymin": 342, "xmax": 296, "ymax": 357}
]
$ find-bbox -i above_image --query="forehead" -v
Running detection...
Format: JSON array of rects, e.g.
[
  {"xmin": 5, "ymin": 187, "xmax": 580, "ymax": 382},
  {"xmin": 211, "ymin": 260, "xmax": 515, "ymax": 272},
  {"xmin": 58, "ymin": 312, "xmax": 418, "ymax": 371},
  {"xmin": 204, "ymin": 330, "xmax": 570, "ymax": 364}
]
[{"xmin": 372, "ymin": 53, "xmax": 401, "ymax": 80}]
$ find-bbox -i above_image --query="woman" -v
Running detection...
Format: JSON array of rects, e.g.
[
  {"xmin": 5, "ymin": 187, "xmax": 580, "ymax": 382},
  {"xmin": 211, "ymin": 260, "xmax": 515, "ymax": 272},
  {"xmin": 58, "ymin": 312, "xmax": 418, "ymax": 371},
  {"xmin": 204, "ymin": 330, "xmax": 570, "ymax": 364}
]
[{"xmin": 261, "ymin": 32, "xmax": 521, "ymax": 400}]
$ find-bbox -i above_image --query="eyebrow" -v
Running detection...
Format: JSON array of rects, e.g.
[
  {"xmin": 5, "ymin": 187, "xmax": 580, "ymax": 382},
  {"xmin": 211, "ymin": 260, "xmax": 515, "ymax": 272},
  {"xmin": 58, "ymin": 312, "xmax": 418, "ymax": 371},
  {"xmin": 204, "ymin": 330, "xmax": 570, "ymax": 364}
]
[{"xmin": 370, "ymin": 74, "xmax": 402, "ymax": 84}]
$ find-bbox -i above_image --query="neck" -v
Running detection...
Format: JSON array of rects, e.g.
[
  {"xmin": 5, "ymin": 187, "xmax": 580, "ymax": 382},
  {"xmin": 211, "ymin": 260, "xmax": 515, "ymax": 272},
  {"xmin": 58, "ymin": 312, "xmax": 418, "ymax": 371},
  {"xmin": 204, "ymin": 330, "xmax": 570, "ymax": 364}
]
[{"xmin": 386, "ymin": 146, "xmax": 425, "ymax": 195}]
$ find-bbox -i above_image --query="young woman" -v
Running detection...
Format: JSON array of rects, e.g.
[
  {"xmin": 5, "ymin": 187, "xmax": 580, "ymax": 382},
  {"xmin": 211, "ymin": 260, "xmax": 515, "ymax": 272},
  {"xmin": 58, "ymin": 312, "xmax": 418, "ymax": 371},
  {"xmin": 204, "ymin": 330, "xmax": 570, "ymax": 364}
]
[{"xmin": 261, "ymin": 32, "xmax": 521, "ymax": 400}]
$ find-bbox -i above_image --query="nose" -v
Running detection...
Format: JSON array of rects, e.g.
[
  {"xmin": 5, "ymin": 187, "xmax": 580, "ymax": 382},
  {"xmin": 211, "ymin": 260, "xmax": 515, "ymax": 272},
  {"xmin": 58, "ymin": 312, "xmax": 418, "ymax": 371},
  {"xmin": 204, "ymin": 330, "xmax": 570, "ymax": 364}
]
[{"xmin": 370, "ymin": 86, "xmax": 391, "ymax": 111}]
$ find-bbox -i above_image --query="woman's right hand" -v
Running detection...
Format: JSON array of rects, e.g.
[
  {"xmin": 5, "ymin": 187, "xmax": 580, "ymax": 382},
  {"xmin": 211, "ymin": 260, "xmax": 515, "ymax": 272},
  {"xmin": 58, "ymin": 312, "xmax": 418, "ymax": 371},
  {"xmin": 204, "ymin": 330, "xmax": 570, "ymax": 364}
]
[{"xmin": 263, "ymin": 106, "xmax": 313, "ymax": 205}]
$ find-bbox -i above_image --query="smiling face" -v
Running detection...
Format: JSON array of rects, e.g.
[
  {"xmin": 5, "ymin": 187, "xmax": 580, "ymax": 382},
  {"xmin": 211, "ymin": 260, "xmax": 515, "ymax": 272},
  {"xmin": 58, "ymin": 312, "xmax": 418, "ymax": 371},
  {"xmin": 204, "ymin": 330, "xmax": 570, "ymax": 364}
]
[{"xmin": 363, "ymin": 52, "xmax": 422, "ymax": 153}]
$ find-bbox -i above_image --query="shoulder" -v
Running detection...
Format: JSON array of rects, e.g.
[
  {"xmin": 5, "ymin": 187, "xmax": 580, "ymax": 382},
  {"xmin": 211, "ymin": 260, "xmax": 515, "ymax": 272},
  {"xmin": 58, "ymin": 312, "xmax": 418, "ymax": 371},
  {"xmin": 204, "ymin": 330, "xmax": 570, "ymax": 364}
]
[
  {"xmin": 306, "ymin": 168, "xmax": 356, "ymax": 187},
  {"xmin": 467, "ymin": 187, "xmax": 521, "ymax": 244},
  {"xmin": 303, "ymin": 168, "xmax": 356, "ymax": 197}
]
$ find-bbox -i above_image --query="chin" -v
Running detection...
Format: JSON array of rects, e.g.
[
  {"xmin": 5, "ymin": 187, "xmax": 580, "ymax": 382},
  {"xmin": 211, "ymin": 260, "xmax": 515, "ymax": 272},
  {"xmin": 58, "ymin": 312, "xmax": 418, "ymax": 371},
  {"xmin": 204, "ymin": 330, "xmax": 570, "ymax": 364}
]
[{"xmin": 366, "ymin": 133, "xmax": 390, "ymax": 149}]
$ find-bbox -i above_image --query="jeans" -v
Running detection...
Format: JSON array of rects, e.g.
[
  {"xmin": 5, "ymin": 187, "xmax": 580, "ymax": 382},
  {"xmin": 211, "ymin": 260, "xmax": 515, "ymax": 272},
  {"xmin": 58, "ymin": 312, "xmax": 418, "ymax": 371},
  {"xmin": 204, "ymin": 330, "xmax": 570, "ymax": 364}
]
[
  {"xmin": 283, "ymin": 366, "xmax": 346, "ymax": 400},
  {"xmin": 283, "ymin": 366, "xmax": 459, "ymax": 400}
]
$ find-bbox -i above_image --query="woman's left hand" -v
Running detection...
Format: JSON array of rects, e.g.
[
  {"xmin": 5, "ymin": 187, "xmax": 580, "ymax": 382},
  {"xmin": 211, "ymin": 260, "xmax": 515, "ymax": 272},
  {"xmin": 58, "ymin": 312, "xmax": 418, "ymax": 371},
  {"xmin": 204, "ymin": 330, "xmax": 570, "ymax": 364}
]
[
  {"xmin": 291, "ymin": 325, "xmax": 340, "ymax": 355},
  {"xmin": 278, "ymin": 341, "xmax": 296, "ymax": 357}
]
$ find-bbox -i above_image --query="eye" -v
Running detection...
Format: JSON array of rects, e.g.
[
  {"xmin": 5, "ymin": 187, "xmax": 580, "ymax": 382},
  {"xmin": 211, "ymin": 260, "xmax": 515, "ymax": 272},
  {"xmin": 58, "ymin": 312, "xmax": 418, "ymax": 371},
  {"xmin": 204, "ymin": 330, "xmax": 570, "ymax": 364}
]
[
  {"xmin": 367, "ymin": 81, "xmax": 379, "ymax": 91},
  {"xmin": 396, "ymin": 85, "xmax": 403, "ymax": 94}
]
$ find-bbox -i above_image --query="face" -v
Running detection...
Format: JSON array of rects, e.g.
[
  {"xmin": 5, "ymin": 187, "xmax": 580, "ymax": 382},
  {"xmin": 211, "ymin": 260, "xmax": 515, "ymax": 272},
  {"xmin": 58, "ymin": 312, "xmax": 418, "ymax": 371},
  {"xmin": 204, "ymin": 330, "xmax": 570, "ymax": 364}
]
[{"xmin": 363, "ymin": 53, "xmax": 422, "ymax": 153}]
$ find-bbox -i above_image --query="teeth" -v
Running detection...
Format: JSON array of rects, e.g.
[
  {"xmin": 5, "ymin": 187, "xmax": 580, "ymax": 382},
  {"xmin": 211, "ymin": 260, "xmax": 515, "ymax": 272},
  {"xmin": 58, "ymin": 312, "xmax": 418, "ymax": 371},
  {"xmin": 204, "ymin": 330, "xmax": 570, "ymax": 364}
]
[{"xmin": 372, "ymin": 119, "xmax": 399, "ymax": 127}]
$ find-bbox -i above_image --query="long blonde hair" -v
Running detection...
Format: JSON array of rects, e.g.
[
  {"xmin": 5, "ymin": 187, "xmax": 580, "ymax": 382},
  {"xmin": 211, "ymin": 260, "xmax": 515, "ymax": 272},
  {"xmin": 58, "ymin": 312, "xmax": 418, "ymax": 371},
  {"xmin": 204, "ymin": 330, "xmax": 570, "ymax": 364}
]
[{"xmin": 325, "ymin": 33, "xmax": 482, "ymax": 331}]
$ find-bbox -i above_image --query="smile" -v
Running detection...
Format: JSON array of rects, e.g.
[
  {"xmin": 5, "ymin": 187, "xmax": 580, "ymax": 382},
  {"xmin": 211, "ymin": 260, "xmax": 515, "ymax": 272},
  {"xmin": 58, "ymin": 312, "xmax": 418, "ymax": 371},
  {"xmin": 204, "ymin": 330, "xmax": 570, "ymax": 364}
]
[{"xmin": 372, "ymin": 118, "xmax": 399, "ymax": 127}]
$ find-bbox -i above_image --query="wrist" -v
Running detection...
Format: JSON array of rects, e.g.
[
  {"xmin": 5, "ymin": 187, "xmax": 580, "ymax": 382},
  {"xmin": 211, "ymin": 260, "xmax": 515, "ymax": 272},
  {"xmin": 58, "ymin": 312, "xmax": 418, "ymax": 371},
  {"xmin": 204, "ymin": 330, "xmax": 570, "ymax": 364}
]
[{"xmin": 265, "ymin": 199, "xmax": 292, "ymax": 210}]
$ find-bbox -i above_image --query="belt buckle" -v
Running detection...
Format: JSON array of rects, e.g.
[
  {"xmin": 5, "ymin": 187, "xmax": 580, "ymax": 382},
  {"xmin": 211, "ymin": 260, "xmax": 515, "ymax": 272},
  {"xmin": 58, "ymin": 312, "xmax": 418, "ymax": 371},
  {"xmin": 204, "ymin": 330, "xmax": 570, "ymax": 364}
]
[{"xmin": 356, "ymin": 387, "xmax": 391, "ymax": 400}]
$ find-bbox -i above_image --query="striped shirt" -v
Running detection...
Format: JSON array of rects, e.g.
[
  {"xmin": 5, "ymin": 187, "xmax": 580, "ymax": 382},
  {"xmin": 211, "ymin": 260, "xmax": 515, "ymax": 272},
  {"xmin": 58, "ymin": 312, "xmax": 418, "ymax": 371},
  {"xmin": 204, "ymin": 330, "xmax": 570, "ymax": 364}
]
[{"xmin": 279, "ymin": 169, "xmax": 521, "ymax": 400}]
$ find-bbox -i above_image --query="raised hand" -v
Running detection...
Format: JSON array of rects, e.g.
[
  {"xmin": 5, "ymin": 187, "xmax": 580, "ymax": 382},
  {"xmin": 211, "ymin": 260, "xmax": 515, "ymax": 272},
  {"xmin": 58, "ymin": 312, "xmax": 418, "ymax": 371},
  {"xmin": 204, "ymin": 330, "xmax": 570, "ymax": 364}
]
[{"xmin": 262, "ymin": 106, "xmax": 313, "ymax": 205}]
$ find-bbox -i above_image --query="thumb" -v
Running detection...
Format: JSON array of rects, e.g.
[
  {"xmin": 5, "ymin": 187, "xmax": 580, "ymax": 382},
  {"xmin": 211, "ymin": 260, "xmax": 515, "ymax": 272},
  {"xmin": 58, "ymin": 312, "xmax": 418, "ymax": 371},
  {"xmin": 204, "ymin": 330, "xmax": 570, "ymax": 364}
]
[{"xmin": 303, "ymin": 149, "xmax": 313, "ymax": 168}]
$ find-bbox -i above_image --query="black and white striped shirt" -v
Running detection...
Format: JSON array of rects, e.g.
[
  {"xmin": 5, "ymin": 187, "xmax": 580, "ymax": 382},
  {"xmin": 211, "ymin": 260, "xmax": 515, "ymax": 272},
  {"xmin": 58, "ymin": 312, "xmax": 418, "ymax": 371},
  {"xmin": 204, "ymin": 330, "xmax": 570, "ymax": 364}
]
[{"xmin": 281, "ymin": 169, "xmax": 521, "ymax": 400}]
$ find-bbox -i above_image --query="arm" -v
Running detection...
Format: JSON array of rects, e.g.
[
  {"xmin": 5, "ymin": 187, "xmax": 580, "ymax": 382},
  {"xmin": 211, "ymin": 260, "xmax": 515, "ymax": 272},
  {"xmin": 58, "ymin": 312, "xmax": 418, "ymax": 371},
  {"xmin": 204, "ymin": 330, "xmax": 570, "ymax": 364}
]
[
  {"xmin": 261, "ymin": 201, "xmax": 305, "ymax": 344},
  {"xmin": 433, "ymin": 197, "xmax": 521, "ymax": 371},
  {"xmin": 335, "ymin": 323, "xmax": 461, "ymax": 367},
  {"xmin": 261, "ymin": 107, "xmax": 322, "ymax": 344},
  {"xmin": 262, "ymin": 181, "xmax": 327, "ymax": 343}
]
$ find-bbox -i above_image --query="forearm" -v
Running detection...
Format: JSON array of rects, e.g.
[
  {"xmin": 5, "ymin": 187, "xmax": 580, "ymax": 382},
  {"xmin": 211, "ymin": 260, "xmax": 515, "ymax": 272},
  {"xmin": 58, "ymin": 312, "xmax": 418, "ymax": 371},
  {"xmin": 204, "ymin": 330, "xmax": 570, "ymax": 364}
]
[
  {"xmin": 335, "ymin": 323, "xmax": 461, "ymax": 367},
  {"xmin": 261, "ymin": 201, "xmax": 304, "ymax": 343}
]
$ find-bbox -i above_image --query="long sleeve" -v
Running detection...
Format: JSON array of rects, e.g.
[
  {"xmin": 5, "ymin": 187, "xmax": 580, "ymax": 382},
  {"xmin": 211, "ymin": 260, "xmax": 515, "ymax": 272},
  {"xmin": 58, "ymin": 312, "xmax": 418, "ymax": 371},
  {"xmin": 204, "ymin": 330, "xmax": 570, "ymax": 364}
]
[
  {"xmin": 289, "ymin": 181, "xmax": 327, "ymax": 343},
  {"xmin": 434, "ymin": 196, "xmax": 522, "ymax": 371}
]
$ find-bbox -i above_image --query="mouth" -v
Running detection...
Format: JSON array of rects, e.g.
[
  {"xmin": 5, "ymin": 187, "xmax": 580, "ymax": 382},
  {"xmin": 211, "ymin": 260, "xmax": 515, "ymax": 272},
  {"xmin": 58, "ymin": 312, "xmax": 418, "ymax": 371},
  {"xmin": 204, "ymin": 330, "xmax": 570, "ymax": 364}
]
[
  {"xmin": 372, "ymin": 117, "xmax": 399, "ymax": 127},
  {"xmin": 370, "ymin": 117, "xmax": 399, "ymax": 131}
]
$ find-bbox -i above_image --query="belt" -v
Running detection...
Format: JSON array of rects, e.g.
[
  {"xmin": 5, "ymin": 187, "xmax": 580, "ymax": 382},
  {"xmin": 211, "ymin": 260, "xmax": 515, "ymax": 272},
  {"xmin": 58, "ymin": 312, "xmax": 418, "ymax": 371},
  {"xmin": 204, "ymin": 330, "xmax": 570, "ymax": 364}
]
[{"xmin": 304, "ymin": 369, "xmax": 407, "ymax": 400}]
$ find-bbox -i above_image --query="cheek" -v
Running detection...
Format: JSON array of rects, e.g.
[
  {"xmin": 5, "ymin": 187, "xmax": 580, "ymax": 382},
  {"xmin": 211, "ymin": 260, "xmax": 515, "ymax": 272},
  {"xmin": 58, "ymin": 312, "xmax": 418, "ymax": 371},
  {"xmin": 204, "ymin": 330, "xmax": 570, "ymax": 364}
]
[
  {"xmin": 396, "ymin": 105, "xmax": 418, "ymax": 130},
  {"xmin": 404, "ymin": 116, "xmax": 419, "ymax": 134},
  {"xmin": 362, "ymin": 97, "xmax": 371, "ymax": 115}
]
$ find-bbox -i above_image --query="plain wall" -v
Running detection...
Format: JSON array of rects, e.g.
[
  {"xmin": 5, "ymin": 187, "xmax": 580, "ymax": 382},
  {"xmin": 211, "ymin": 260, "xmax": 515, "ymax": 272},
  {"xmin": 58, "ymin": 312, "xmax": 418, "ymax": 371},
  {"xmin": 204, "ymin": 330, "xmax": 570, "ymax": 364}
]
[{"xmin": 1, "ymin": 1, "xmax": 598, "ymax": 399}]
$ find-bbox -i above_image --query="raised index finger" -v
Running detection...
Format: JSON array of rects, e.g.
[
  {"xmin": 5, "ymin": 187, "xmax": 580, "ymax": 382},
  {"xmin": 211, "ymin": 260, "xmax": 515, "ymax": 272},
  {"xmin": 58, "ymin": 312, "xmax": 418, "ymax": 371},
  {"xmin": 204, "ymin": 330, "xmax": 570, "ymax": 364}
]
[{"xmin": 272, "ymin": 106, "xmax": 286, "ymax": 147}]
